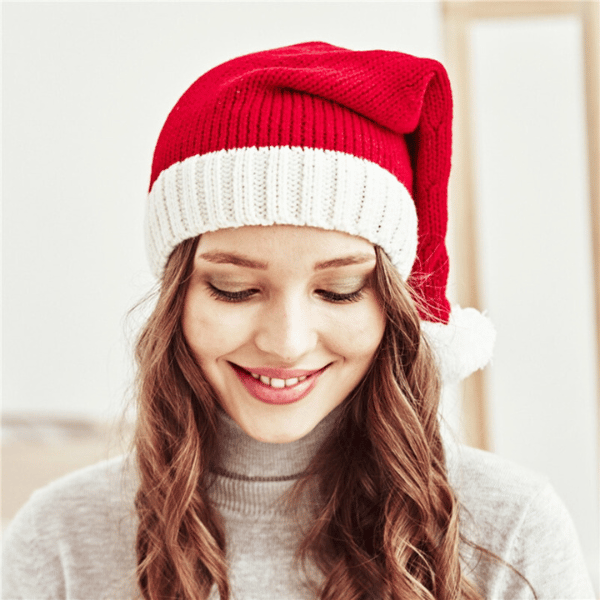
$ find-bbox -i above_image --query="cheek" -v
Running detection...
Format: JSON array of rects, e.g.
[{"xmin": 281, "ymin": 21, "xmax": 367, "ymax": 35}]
[
  {"xmin": 327, "ymin": 300, "xmax": 385, "ymax": 361},
  {"xmin": 182, "ymin": 297, "xmax": 251, "ymax": 362}
]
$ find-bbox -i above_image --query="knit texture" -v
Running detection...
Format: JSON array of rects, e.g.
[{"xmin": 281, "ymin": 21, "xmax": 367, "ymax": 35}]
[
  {"xmin": 2, "ymin": 416, "xmax": 595, "ymax": 599},
  {"xmin": 147, "ymin": 147, "xmax": 417, "ymax": 279},
  {"xmin": 148, "ymin": 41, "xmax": 451, "ymax": 322}
]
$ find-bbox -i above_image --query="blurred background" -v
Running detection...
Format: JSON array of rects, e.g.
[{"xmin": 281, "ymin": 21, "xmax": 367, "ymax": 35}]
[{"xmin": 2, "ymin": 1, "xmax": 598, "ymax": 591}]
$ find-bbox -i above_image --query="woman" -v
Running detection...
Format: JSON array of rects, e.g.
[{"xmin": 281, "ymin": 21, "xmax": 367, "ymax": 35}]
[{"xmin": 2, "ymin": 42, "xmax": 594, "ymax": 600}]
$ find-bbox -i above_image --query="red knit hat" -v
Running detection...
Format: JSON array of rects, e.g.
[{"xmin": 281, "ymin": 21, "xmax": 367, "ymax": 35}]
[{"xmin": 147, "ymin": 41, "xmax": 494, "ymax": 382}]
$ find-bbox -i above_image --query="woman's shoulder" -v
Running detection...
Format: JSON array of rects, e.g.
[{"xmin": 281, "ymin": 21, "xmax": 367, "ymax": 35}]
[
  {"xmin": 445, "ymin": 443, "xmax": 551, "ymax": 556},
  {"xmin": 446, "ymin": 443, "xmax": 595, "ymax": 599},
  {"xmin": 2, "ymin": 454, "xmax": 139, "ymax": 600},
  {"xmin": 446, "ymin": 442, "xmax": 549, "ymax": 507},
  {"xmin": 445, "ymin": 442, "xmax": 576, "ymax": 551},
  {"xmin": 10, "ymin": 453, "xmax": 138, "ymax": 523},
  {"xmin": 4, "ymin": 453, "xmax": 139, "ymax": 547}
]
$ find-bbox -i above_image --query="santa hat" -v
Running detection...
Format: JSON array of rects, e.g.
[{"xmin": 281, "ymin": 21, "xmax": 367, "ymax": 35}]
[{"xmin": 146, "ymin": 41, "xmax": 494, "ymax": 383}]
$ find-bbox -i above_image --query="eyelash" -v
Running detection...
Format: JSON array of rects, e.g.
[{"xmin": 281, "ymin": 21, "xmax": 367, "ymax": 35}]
[
  {"xmin": 207, "ymin": 284, "xmax": 258, "ymax": 303},
  {"xmin": 206, "ymin": 284, "xmax": 366, "ymax": 304},
  {"xmin": 318, "ymin": 289, "xmax": 365, "ymax": 303}
]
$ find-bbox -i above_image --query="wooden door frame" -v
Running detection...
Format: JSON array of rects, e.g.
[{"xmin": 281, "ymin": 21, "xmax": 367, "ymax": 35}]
[{"xmin": 442, "ymin": 0, "xmax": 600, "ymax": 450}]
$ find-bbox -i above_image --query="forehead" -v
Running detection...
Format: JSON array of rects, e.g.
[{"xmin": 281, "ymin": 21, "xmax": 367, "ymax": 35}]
[{"xmin": 196, "ymin": 225, "xmax": 376, "ymax": 260}]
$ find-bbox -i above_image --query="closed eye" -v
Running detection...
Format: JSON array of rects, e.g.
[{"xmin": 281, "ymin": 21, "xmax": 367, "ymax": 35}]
[
  {"xmin": 207, "ymin": 283, "xmax": 259, "ymax": 303},
  {"xmin": 316, "ymin": 288, "xmax": 365, "ymax": 303},
  {"xmin": 207, "ymin": 284, "xmax": 366, "ymax": 304}
]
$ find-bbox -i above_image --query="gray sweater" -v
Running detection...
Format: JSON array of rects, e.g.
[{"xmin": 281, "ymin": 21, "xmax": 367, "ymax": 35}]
[{"xmin": 2, "ymin": 410, "xmax": 595, "ymax": 600}]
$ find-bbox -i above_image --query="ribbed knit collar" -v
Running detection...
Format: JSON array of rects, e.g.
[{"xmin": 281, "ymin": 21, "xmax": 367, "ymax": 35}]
[
  {"xmin": 214, "ymin": 406, "xmax": 341, "ymax": 480},
  {"xmin": 209, "ymin": 406, "xmax": 341, "ymax": 517}
]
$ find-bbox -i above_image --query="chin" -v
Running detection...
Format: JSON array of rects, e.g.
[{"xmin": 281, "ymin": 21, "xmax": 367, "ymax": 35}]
[
  {"xmin": 243, "ymin": 417, "xmax": 316, "ymax": 444},
  {"xmin": 231, "ymin": 400, "xmax": 334, "ymax": 444}
]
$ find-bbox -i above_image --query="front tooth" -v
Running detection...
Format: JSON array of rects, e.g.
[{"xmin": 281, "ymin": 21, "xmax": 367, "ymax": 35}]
[{"xmin": 254, "ymin": 373, "xmax": 304, "ymax": 388}]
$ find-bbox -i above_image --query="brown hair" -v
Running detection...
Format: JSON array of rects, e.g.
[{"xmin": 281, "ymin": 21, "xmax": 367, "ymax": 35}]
[{"xmin": 133, "ymin": 236, "xmax": 510, "ymax": 599}]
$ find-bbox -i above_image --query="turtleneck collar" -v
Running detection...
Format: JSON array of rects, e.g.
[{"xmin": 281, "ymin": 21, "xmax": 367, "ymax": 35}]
[
  {"xmin": 209, "ymin": 406, "xmax": 343, "ymax": 517},
  {"xmin": 214, "ymin": 405, "xmax": 342, "ymax": 480}
]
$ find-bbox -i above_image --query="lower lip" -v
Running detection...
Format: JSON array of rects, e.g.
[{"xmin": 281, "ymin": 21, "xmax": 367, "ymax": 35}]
[{"xmin": 230, "ymin": 363, "xmax": 327, "ymax": 405}]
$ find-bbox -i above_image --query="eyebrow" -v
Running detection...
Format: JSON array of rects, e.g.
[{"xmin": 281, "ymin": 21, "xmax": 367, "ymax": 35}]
[
  {"xmin": 314, "ymin": 254, "xmax": 375, "ymax": 270},
  {"xmin": 197, "ymin": 251, "xmax": 375, "ymax": 270},
  {"xmin": 198, "ymin": 251, "xmax": 268, "ymax": 269}
]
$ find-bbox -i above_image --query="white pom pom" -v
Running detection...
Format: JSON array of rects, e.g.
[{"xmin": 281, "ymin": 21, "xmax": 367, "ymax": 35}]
[{"xmin": 421, "ymin": 305, "xmax": 496, "ymax": 384}]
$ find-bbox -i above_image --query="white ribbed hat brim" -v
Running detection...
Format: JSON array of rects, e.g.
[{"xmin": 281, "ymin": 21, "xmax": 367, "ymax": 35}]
[{"xmin": 146, "ymin": 146, "xmax": 418, "ymax": 280}]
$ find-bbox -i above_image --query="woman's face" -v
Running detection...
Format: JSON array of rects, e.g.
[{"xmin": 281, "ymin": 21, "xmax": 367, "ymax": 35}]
[{"xmin": 182, "ymin": 225, "xmax": 386, "ymax": 443}]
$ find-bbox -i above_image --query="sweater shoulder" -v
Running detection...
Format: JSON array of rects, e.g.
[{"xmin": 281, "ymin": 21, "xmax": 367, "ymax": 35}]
[
  {"xmin": 446, "ymin": 442, "xmax": 566, "ymax": 551},
  {"xmin": 2, "ymin": 454, "xmax": 139, "ymax": 600},
  {"xmin": 446, "ymin": 444, "xmax": 595, "ymax": 599},
  {"xmin": 10, "ymin": 454, "xmax": 138, "ymax": 527},
  {"xmin": 42, "ymin": 451, "xmax": 133, "ymax": 493},
  {"xmin": 447, "ymin": 443, "xmax": 548, "ymax": 511}
]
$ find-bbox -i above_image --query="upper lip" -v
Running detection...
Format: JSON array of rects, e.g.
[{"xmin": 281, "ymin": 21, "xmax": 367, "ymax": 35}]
[{"xmin": 230, "ymin": 362, "xmax": 329, "ymax": 379}]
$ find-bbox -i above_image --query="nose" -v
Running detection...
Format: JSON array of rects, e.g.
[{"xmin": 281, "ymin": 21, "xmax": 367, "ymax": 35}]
[{"xmin": 254, "ymin": 294, "xmax": 318, "ymax": 364}]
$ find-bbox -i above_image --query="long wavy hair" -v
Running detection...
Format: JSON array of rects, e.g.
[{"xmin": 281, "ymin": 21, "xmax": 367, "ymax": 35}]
[{"xmin": 133, "ymin": 235, "xmax": 493, "ymax": 599}]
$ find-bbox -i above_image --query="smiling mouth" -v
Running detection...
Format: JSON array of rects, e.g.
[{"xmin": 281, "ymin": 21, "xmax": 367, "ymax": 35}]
[
  {"xmin": 248, "ymin": 372, "xmax": 308, "ymax": 388},
  {"xmin": 228, "ymin": 362, "xmax": 330, "ymax": 405}
]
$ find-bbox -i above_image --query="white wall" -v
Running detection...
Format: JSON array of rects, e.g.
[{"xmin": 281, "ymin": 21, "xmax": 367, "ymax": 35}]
[
  {"xmin": 468, "ymin": 14, "xmax": 598, "ymax": 589},
  {"xmin": 3, "ymin": 2, "xmax": 443, "ymax": 420}
]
